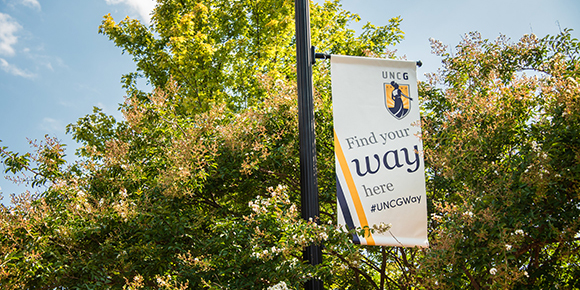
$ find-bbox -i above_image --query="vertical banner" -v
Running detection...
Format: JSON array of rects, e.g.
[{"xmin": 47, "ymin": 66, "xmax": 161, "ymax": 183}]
[{"xmin": 331, "ymin": 55, "xmax": 428, "ymax": 248}]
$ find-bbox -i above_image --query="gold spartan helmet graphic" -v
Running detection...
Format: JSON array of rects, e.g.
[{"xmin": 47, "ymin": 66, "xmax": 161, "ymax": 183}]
[{"xmin": 385, "ymin": 81, "xmax": 412, "ymax": 119}]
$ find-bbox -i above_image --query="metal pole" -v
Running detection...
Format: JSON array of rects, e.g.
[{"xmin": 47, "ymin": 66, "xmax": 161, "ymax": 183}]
[{"xmin": 295, "ymin": 0, "xmax": 323, "ymax": 289}]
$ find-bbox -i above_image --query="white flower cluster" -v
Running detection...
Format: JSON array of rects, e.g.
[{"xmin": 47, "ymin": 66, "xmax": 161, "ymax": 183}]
[
  {"xmin": 111, "ymin": 189, "xmax": 136, "ymax": 222},
  {"xmin": 73, "ymin": 189, "xmax": 94, "ymax": 212},
  {"xmin": 119, "ymin": 188, "xmax": 128, "ymax": 198},
  {"xmin": 514, "ymin": 229, "xmax": 525, "ymax": 236},
  {"xmin": 292, "ymin": 233, "xmax": 308, "ymax": 246},
  {"xmin": 251, "ymin": 246, "xmax": 283, "ymax": 260},
  {"xmin": 288, "ymin": 203, "xmax": 297, "ymax": 215},
  {"xmin": 267, "ymin": 281, "xmax": 289, "ymax": 290},
  {"xmin": 248, "ymin": 185, "xmax": 291, "ymax": 215},
  {"xmin": 156, "ymin": 276, "xmax": 169, "ymax": 287},
  {"xmin": 248, "ymin": 199, "xmax": 269, "ymax": 214},
  {"xmin": 431, "ymin": 213, "xmax": 443, "ymax": 220},
  {"xmin": 251, "ymin": 249, "xmax": 269, "ymax": 259},
  {"xmin": 372, "ymin": 222, "xmax": 392, "ymax": 234},
  {"xmin": 268, "ymin": 184, "xmax": 288, "ymax": 194}
]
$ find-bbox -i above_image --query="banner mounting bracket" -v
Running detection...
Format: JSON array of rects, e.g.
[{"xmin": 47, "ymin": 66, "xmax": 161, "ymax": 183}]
[
  {"xmin": 311, "ymin": 46, "xmax": 330, "ymax": 64},
  {"xmin": 311, "ymin": 46, "xmax": 423, "ymax": 68}
]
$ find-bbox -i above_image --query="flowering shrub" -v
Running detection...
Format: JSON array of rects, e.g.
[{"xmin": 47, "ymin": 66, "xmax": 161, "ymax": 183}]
[{"xmin": 419, "ymin": 29, "xmax": 580, "ymax": 289}]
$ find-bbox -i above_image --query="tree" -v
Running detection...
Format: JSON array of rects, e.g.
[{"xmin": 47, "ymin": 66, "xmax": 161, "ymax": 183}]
[
  {"xmin": 418, "ymin": 29, "xmax": 580, "ymax": 289},
  {"xmin": 98, "ymin": 0, "xmax": 402, "ymax": 113},
  {"xmin": 1, "ymin": 0, "xmax": 406, "ymax": 289}
]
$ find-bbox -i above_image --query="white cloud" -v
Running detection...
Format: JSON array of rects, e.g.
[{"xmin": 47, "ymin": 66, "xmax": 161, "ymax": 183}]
[
  {"xmin": 4, "ymin": 0, "xmax": 41, "ymax": 10},
  {"xmin": 32, "ymin": 54, "xmax": 66, "ymax": 72},
  {"xmin": 0, "ymin": 58, "xmax": 35, "ymax": 78},
  {"xmin": 18, "ymin": 0, "xmax": 41, "ymax": 10},
  {"xmin": 0, "ymin": 13, "xmax": 22, "ymax": 56},
  {"xmin": 39, "ymin": 117, "xmax": 63, "ymax": 133},
  {"xmin": 105, "ymin": 0, "xmax": 156, "ymax": 24}
]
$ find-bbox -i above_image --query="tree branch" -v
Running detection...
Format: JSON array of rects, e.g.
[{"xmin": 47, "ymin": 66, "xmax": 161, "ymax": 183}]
[
  {"xmin": 380, "ymin": 246, "xmax": 387, "ymax": 290},
  {"xmin": 461, "ymin": 264, "xmax": 480, "ymax": 290},
  {"xmin": 328, "ymin": 249, "xmax": 380, "ymax": 290}
]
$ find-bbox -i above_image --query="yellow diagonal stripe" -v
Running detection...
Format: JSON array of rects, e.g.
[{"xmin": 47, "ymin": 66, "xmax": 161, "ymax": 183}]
[{"xmin": 334, "ymin": 130, "xmax": 375, "ymax": 245}]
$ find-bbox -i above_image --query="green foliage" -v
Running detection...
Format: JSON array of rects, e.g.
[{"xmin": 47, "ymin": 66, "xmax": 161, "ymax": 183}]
[
  {"xmin": 1, "ymin": 0, "xmax": 407, "ymax": 289},
  {"xmin": 98, "ymin": 0, "xmax": 402, "ymax": 114},
  {"xmin": 420, "ymin": 30, "xmax": 580, "ymax": 289},
  {"xmin": 1, "ymin": 136, "xmax": 67, "ymax": 188},
  {"xmin": 2, "ymin": 0, "xmax": 578, "ymax": 288}
]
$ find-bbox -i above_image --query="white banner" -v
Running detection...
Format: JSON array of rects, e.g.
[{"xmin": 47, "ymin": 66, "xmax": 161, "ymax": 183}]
[{"xmin": 331, "ymin": 55, "xmax": 428, "ymax": 248}]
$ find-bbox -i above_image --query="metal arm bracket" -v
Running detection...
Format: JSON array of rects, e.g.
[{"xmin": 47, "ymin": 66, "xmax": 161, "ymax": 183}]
[
  {"xmin": 311, "ymin": 46, "xmax": 423, "ymax": 67},
  {"xmin": 311, "ymin": 46, "xmax": 330, "ymax": 64}
]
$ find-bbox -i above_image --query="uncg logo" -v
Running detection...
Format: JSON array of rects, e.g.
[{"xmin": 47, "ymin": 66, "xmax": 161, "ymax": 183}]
[{"xmin": 384, "ymin": 81, "xmax": 412, "ymax": 119}]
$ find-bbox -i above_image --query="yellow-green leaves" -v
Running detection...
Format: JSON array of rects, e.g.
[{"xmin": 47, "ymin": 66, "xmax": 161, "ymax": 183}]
[{"xmin": 99, "ymin": 0, "xmax": 404, "ymax": 115}]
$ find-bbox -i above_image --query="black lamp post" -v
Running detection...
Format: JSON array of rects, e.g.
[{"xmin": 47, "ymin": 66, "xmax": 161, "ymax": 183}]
[{"xmin": 295, "ymin": 0, "xmax": 323, "ymax": 289}]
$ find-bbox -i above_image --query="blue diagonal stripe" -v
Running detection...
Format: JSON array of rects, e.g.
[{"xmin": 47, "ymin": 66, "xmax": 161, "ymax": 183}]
[{"xmin": 336, "ymin": 175, "xmax": 360, "ymax": 244}]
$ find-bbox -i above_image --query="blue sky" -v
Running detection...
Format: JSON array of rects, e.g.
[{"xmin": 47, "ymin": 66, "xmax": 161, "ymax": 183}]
[{"xmin": 1, "ymin": 0, "xmax": 578, "ymax": 204}]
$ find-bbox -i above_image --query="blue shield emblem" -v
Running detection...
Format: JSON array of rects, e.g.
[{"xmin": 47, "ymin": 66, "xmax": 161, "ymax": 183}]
[{"xmin": 384, "ymin": 81, "xmax": 412, "ymax": 120}]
